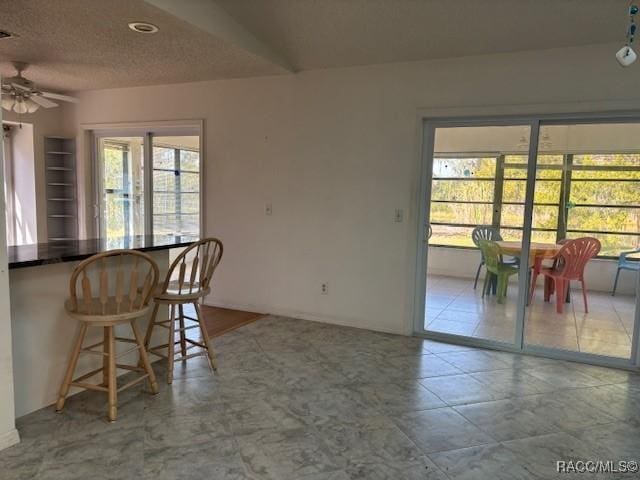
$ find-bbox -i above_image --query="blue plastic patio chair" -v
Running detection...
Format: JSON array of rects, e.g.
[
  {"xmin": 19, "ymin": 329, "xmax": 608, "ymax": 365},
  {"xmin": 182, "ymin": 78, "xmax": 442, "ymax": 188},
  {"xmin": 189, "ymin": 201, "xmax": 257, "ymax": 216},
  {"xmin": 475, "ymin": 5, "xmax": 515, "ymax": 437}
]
[{"xmin": 611, "ymin": 248, "xmax": 640, "ymax": 296}]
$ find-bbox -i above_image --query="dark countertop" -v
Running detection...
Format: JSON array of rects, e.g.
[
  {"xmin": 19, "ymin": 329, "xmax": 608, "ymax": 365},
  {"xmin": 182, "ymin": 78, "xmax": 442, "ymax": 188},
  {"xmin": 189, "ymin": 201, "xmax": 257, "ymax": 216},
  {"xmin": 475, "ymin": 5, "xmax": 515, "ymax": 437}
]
[{"xmin": 8, "ymin": 235, "xmax": 198, "ymax": 269}]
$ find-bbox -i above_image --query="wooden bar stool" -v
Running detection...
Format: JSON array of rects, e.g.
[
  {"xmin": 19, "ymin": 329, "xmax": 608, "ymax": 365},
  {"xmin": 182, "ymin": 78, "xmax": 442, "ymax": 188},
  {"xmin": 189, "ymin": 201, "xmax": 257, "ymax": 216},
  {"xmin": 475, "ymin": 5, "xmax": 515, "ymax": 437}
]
[
  {"xmin": 56, "ymin": 250, "xmax": 160, "ymax": 422},
  {"xmin": 143, "ymin": 238, "xmax": 223, "ymax": 384}
]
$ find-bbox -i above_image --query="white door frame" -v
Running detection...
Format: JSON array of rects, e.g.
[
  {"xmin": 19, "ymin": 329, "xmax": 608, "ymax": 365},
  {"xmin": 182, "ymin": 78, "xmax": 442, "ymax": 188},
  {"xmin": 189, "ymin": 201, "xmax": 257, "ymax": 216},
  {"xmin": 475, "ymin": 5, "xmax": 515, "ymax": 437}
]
[{"xmin": 414, "ymin": 109, "xmax": 640, "ymax": 370}]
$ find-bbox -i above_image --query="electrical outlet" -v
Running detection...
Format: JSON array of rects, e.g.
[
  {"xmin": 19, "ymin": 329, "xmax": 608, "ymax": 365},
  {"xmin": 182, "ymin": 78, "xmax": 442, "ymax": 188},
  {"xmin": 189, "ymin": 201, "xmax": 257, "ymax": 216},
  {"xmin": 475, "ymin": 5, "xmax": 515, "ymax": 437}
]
[
  {"xmin": 395, "ymin": 208, "xmax": 404, "ymax": 223},
  {"xmin": 321, "ymin": 283, "xmax": 328, "ymax": 295},
  {"xmin": 265, "ymin": 203, "xmax": 273, "ymax": 215}
]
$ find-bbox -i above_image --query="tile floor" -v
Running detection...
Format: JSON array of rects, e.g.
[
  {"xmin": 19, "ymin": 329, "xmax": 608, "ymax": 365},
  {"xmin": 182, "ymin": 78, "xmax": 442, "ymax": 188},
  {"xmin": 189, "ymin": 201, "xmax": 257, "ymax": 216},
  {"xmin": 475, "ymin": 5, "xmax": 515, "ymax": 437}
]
[
  {"xmin": 2, "ymin": 315, "xmax": 640, "ymax": 479},
  {"xmin": 426, "ymin": 274, "xmax": 637, "ymax": 358}
]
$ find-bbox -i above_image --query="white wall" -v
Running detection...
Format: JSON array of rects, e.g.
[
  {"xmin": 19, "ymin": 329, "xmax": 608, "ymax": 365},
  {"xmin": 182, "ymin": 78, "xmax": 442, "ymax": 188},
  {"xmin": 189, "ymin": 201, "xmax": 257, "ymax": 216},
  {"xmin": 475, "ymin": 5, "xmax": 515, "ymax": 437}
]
[
  {"xmin": 4, "ymin": 123, "xmax": 37, "ymax": 245},
  {"xmin": 0, "ymin": 87, "xmax": 19, "ymax": 450},
  {"xmin": 69, "ymin": 42, "xmax": 640, "ymax": 335}
]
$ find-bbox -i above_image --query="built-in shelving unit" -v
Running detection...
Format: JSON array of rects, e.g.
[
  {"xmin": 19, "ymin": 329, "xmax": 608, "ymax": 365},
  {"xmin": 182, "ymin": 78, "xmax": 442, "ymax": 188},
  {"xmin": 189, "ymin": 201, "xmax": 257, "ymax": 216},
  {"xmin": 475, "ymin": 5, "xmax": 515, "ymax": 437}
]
[{"xmin": 44, "ymin": 136, "xmax": 78, "ymax": 242}]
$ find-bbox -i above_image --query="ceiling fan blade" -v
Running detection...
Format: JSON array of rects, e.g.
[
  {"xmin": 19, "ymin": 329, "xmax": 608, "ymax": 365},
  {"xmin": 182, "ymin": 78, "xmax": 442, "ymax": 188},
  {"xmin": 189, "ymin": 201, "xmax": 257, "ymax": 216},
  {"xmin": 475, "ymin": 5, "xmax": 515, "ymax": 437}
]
[
  {"xmin": 11, "ymin": 83, "xmax": 31, "ymax": 92},
  {"xmin": 41, "ymin": 91, "xmax": 79, "ymax": 103},
  {"xmin": 30, "ymin": 95, "xmax": 58, "ymax": 108}
]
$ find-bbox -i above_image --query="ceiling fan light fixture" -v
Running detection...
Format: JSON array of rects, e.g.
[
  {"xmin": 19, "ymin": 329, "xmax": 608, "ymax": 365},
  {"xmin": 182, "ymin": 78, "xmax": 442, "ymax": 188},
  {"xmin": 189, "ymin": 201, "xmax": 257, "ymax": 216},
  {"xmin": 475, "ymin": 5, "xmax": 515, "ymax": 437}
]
[
  {"xmin": 13, "ymin": 96, "xmax": 27, "ymax": 114},
  {"xmin": 128, "ymin": 22, "xmax": 159, "ymax": 34},
  {"xmin": 24, "ymin": 98, "xmax": 40, "ymax": 113},
  {"xmin": 1, "ymin": 96, "xmax": 14, "ymax": 111}
]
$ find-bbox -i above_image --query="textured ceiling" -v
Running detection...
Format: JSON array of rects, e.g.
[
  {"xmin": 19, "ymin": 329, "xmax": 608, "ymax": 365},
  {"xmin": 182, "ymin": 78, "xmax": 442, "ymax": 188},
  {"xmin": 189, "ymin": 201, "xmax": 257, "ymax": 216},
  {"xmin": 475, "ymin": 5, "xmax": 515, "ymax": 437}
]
[
  {"xmin": 217, "ymin": 0, "xmax": 629, "ymax": 70},
  {"xmin": 0, "ymin": 0, "xmax": 286, "ymax": 92},
  {"xmin": 0, "ymin": 0, "xmax": 631, "ymax": 92}
]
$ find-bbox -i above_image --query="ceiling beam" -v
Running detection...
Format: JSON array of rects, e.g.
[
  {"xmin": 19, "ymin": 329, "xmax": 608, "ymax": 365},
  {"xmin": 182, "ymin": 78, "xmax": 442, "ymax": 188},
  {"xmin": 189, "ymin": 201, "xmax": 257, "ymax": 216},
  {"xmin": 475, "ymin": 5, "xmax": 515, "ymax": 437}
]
[{"xmin": 144, "ymin": 0, "xmax": 294, "ymax": 72}]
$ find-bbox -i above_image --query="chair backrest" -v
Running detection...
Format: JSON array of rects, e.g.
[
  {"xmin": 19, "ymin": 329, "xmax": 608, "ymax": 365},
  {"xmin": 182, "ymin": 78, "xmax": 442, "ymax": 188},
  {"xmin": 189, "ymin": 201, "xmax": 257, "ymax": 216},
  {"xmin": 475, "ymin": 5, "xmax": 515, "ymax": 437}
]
[
  {"xmin": 472, "ymin": 226, "xmax": 502, "ymax": 247},
  {"xmin": 478, "ymin": 240, "xmax": 501, "ymax": 271},
  {"xmin": 555, "ymin": 237, "xmax": 601, "ymax": 279},
  {"xmin": 69, "ymin": 250, "xmax": 159, "ymax": 316},
  {"xmin": 161, "ymin": 238, "xmax": 223, "ymax": 296}
]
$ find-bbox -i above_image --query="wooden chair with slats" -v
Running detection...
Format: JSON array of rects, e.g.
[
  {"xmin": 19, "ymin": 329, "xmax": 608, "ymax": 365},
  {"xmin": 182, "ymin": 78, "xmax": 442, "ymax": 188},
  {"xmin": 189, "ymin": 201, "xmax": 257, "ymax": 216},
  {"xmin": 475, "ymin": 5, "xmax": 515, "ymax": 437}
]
[
  {"xmin": 143, "ymin": 238, "xmax": 223, "ymax": 384},
  {"xmin": 55, "ymin": 250, "xmax": 160, "ymax": 422}
]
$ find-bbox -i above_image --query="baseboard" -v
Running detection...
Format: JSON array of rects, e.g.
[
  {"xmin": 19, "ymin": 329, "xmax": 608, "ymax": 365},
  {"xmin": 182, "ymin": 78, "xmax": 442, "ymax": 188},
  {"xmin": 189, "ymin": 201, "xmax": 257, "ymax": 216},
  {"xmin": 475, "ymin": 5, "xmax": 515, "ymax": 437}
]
[
  {"xmin": 201, "ymin": 298, "xmax": 406, "ymax": 336},
  {"xmin": 0, "ymin": 428, "xmax": 20, "ymax": 451}
]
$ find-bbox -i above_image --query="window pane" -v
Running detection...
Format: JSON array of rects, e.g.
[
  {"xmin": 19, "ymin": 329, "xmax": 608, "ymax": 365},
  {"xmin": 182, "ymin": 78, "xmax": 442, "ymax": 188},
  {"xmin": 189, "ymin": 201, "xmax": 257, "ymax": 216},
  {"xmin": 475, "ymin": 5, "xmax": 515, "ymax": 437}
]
[
  {"xmin": 570, "ymin": 180, "xmax": 640, "ymax": 205},
  {"xmin": 179, "ymin": 193, "xmax": 199, "ymax": 214},
  {"xmin": 153, "ymin": 193, "xmax": 176, "ymax": 214},
  {"xmin": 429, "ymin": 225, "xmax": 476, "ymax": 247},
  {"xmin": 568, "ymin": 206, "xmax": 640, "ymax": 234},
  {"xmin": 181, "ymin": 150, "xmax": 199, "ymax": 171},
  {"xmin": 503, "ymin": 180, "xmax": 561, "ymax": 204},
  {"xmin": 153, "ymin": 170, "xmax": 175, "ymax": 191},
  {"xmin": 565, "ymin": 232, "xmax": 640, "ymax": 257},
  {"xmin": 103, "ymin": 147, "xmax": 124, "ymax": 190},
  {"xmin": 431, "ymin": 179, "xmax": 494, "ymax": 202},
  {"xmin": 433, "ymin": 157, "xmax": 496, "ymax": 178},
  {"xmin": 573, "ymin": 153, "xmax": 640, "ymax": 167},
  {"xmin": 430, "ymin": 202, "xmax": 493, "ymax": 225},
  {"xmin": 180, "ymin": 172, "xmax": 199, "ymax": 192},
  {"xmin": 154, "ymin": 146, "xmax": 175, "ymax": 170},
  {"xmin": 502, "ymin": 205, "xmax": 558, "ymax": 230}
]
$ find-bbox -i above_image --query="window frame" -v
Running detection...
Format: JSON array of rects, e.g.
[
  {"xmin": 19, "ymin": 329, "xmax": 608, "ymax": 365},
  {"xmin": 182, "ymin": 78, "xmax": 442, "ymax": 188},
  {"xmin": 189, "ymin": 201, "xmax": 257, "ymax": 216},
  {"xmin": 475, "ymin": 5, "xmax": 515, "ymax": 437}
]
[
  {"xmin": 429, "ymin": 152, "xmax": 640, "ymax": 258},
  {"xmin": 89, "ymin": 121, "xmax": 203, "ymax": 240}
]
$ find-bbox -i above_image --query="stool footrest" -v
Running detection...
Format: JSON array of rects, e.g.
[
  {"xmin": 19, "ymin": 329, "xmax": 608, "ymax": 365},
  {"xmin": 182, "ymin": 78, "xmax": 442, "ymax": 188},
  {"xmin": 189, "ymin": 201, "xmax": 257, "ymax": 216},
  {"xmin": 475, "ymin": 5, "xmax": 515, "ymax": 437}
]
[
  {"xmin": 81, "ymin": 347, "xmax": 108, "ymax": 357},
  {"xmin": 115, "ymin": 345, "xmax": 140, "ymax": 359},
  {"xmin": 185, "ymin": 338, "xmax": 205, "ymax": 349},
  {"xmin": 72, "ymin": 367, "xmax": 104, "ymax": 383},
  {"xmin": 117, "ymin": 374, "xmax": 149, "ymax": 393},
  {"xmin": 115, "ymin": 337, "xmax": 136, "ymax": 344},
  {"xmin": 116, "ymin": 364, "xmax": 145, "ymax": 373},
  {"xmin": 70, "ymin": 381, "xmax": 108, "ymax": 392},
  {"xmin": 175, "ymin": 351, "xmax": 207, "ymax": 362}
]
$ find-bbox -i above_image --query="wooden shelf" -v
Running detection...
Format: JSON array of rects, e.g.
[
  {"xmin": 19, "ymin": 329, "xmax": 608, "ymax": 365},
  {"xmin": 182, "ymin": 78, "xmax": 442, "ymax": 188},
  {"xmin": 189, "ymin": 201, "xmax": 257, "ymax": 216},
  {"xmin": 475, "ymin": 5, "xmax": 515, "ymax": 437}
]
[
  {"xmin": 46, "ymin": 166, "xmax": 74, "ymax": 171},
  {"xmin": 45, "ymin": 136, "xmax": 78, "ymax": 241}
]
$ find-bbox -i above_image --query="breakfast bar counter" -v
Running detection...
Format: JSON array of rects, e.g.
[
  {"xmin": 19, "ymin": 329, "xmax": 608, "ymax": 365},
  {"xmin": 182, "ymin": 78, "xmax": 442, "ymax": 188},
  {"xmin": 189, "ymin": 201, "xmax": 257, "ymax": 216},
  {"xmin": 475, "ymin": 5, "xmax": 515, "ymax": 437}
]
[{"xmin": 8, "ymin": 235, "xmax": 196, "ymax": 417}]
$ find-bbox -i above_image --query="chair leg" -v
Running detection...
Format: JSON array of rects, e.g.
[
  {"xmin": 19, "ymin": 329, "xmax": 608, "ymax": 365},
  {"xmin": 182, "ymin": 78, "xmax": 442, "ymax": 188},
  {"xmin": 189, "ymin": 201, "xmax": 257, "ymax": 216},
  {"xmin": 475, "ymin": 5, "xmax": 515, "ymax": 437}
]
[
  {"xmin": 580, "ymin": 279, "xmax": 589, "ymax": 314},
  {"xmin": 167, "ymin": 304, "xmax": 176, "ymax": 384},
  {"xmin": 496, "ymin": 274, "xmax": 506, "ymax": 304},
  {"xmin": 612, "ymin": 267, "xmax": 621, "ymax": 296},
  {"xmin": 130, "ymin": 319, "xmax": 158, "ymax": 395},
  {"xmin": 194, "ymin": 301, "xmax": 217, "ymax": 371},
  {"xmin": 142, "ymin": 302, "xmax": 160, "ymax": 350},
  {"xmin": 555, "ymin": 279, "xmax": 565, "ymax": 314},
  {"xmin": 56, "ymin": 322, "xmax": 88, "ymax": 412},
  {"xmin": 106, "ymin": 326, "xmax": 117, "ymax": 422},
  {"xmin": 102, "ymin": 326, "xmax": 109, "ymax": 387},
  {"xmin": 481, "ymin": 272, "xmax": 489, "ymax": 298},
  {"xmin": 544, "ymin": 276, "xmax": 551, "ymax": 302},
  {"xmin": 473, "ymin": 262, "xmax": 483, "ymax": 289},
  {"xmin": 178, "ymin": 304, "xmax": 187, "ymax": 358}
]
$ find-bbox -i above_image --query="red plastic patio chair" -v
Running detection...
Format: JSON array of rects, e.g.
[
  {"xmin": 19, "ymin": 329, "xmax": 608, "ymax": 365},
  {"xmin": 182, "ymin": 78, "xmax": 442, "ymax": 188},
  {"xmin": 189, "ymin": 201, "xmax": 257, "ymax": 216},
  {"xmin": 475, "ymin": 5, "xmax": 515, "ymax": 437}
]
[{"xmin": 530, "ymin": 237, "xmax": 601, "ymax": 314}]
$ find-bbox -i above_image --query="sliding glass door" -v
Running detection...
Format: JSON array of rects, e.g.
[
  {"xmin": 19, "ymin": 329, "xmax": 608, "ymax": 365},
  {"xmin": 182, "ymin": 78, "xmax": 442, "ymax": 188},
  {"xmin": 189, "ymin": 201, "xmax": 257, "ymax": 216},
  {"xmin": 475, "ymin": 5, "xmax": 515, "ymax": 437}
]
[
  {"xmin": 97, "ymin": 136, "xmax": 145, "ymax": 239},
  {"xmin": 524, "ymin": 122, "xmax": 640, "ymax": 362},
  {"xmin": 418, "ymin": 115, "xmax": 640, "ymax": 368},
  {"xmin": 422, "ymin": 123, "xmax": 533, "ymax": 347},
  {"xmin": 94, "ymin": 129, "xmax": 201, "ymax": 240}
]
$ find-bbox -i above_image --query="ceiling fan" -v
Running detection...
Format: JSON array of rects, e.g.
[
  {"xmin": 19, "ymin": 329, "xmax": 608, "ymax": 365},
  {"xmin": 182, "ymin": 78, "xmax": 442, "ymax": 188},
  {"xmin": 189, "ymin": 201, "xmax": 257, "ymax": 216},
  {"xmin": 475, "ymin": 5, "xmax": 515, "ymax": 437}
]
[{"xmin": 1, "ymin": 62, "xmax": 79, "ymax": 114}]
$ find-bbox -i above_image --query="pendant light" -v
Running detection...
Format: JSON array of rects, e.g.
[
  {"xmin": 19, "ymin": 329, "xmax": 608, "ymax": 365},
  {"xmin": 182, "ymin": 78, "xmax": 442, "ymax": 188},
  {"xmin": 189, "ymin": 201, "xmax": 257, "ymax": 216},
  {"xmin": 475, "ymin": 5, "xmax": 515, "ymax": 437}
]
[{"xmin": 616, "ymin": 4, "xmax": 639, "ymax": 67}]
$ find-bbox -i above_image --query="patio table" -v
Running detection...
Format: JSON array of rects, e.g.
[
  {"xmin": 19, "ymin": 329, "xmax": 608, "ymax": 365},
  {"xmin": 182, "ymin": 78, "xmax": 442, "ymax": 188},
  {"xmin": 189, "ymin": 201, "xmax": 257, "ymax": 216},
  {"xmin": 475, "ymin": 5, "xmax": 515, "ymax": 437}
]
[
  {"xmin": 495, "ymin": 241, "xmax": 562, "ymax": 267},
  {"xmin": 495, "ymin": 241, "xmax": 565, "ymax": 304}
]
